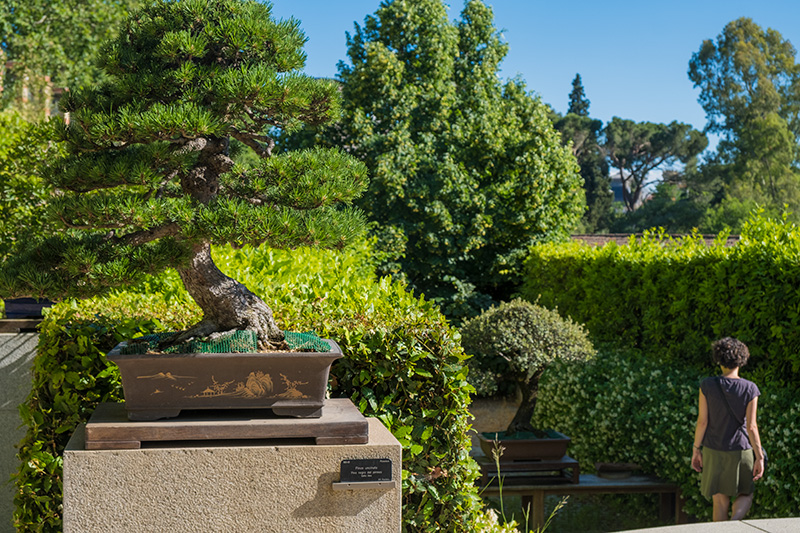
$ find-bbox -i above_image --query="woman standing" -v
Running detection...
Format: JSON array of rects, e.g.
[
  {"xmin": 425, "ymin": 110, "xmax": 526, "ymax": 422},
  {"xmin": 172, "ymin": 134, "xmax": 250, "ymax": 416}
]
[{"xmin": 691, "ymin": 337, "xmax": 765, "ymax": 521}]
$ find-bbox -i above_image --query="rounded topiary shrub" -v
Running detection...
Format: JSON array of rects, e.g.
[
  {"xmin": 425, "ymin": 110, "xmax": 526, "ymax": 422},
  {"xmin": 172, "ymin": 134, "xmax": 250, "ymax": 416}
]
[{"xmin": 461, "ymin": 298, "xmax": 595, "ymax": 434}]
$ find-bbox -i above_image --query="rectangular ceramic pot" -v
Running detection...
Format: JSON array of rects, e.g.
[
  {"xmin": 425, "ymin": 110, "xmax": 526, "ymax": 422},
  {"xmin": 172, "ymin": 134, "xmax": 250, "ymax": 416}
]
[
  {"xmin": 478, "ymin": 430, "xmax": 571, "ymax": 461},
  {"xmin": 108, "ymin": 339, "xmax": 342, "ymax": 421}
]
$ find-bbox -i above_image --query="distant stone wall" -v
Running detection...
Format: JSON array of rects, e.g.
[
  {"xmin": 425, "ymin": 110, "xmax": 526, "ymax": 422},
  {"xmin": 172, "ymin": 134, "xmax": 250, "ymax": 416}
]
[
  {"xmin": 571, "ymin": 233, "xmax": 740, "ymax": 247},
  {"xmin": 0, "ymin": 324, "xmax": 39, "ymax": 533}
]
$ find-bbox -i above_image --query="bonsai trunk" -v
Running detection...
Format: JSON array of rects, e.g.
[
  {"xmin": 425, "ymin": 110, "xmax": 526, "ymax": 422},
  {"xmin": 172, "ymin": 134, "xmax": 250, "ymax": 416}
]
[
  {"xmin": 172, "ymin": 241, "xmax": 287, "ymax": 350},
  {"xmin": 505, "ymin": 367, "xmax": 545, "ymax": 435}
]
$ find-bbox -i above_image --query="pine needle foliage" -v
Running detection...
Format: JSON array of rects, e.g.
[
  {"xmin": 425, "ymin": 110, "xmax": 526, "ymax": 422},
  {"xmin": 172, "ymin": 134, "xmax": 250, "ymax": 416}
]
[{"xmin": 1, "ymin": 0, "xmax": 368, "ymax": 348}]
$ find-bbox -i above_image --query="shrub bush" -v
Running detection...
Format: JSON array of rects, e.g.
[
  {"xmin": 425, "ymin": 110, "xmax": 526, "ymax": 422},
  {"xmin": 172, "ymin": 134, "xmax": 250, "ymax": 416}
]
[
  {"xmin": 521, "ymin": 214, "xmax": 800, "ymax": 387},
  {"xmin": 14, "ymin": 242, "xmax": 495, "ymax": 532},
  {"xmin": 461, "ymin": 299, "xmax": 595, "ymax": 434},
  {"xmin": 532, "ymin": 348, "xmax": 800, "ymax": 520}
]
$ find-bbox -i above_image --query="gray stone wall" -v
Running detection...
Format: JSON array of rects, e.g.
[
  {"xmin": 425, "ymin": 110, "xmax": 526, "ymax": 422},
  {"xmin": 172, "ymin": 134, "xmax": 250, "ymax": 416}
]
[{"xmin": 0, "ymin": 329, "xmax": 38, "ymax": 533}]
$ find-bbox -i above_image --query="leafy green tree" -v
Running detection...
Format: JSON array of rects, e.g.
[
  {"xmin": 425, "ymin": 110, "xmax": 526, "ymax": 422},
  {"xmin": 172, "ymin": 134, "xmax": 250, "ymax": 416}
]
[
  {"xmin": 0, "ymin": 0, "xmax": 368, "ymax": 349},
  {"xmin": 283, "ymin": 0, "xmax": 583, "ymax": 321},
  {"xmin": 0, "ymin": 110, "xmax": 59, "ymax": 262},
  {"xmin": 0, "ymin": 0, "xmax": 141, "ymax": 109},
  {"xmin": 604, "ymin": 117, "xmax": 707, "ymax": 212},
  {"xmin": 689, "ymin": 17, "xmax": 800, "ymax": 223},
  {"xmin": 609, "ymin": 182, "xmax": 708, "ymax": 233},
  {"xmin": 567, "ymin": 73, "xmax": 590, "ymax": 117}
]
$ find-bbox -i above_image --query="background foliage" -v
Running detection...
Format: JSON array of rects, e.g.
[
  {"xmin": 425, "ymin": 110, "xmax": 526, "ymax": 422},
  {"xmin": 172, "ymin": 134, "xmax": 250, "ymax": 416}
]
[
  {"xmin": 281, "ymin": 0, "xmax": 584, "ymax": 322},
  {"xmin": 0, "ymin": 0, "xmax": 141, "ymax": 109},
  {"xmin": 521, "ymin": 213, "xmax": 800, "ymax": 387},
  {"xmin": 532, "ymin": 348, "xmax": 800, "ymax": 521},
  {"xmin": 13, "ymin": 242, "xmax": 496, "ymax": 532},
  {"xmin": 0, "ymin": 110, "xmax": 58, "ymax": 263},
  {"xmin": 554, "ymin": 75, "xmax": 614, "ymax": 233}
]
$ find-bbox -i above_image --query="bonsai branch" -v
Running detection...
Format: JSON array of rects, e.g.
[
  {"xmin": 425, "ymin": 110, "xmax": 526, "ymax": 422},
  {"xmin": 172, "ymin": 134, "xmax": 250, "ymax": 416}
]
[
  {"xmin": 111, "ymin": 222, "xmax": 181, "ymax": 246},
  {"xmin": 230, "ymin": 130, "xmax": 275, "ymax": 158}
]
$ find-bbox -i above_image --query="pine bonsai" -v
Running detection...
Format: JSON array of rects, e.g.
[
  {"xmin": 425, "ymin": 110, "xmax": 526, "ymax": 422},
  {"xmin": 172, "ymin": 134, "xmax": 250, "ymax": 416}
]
[
  {"xmin": 0, "ymin": 0, "xmax": 368, "ymax": 350},
  {"xmin": 461, "ymin": 299, "xmax": 595, "ymax": 435}
]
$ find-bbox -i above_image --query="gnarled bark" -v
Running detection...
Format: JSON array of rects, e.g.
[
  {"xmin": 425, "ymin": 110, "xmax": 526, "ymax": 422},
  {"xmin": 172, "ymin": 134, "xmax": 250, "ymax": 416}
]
[
  {"xmin": 505, "ymin": 367, "xmax": 546, "ymax": 435},
  {"xmin": 172, "ymin": 241, "xmax": 287, "ymax": 351}
]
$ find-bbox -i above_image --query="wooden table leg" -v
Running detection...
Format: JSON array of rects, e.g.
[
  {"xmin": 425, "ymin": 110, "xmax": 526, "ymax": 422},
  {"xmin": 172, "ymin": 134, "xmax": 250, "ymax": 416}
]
[
  {"xmin": 659, "ymin": 492, "xmax": 673, "ymax": 522},
  {"xmin": 527, "ymin": 490, "xmax": 544, "ymax": 531},
  {"xmin": 521, "ymin": 495, "xmax": 533, "ymax": 530},
  {"xmin": 676, "ymin": 491, "xmax": 688, "ymax": 524}
]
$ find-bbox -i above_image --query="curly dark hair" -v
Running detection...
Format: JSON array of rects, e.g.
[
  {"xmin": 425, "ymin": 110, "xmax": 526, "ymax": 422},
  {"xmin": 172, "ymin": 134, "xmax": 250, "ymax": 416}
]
[{"xmin": 712, "ymin": 337, "xmax": 750, "ymax": 368}]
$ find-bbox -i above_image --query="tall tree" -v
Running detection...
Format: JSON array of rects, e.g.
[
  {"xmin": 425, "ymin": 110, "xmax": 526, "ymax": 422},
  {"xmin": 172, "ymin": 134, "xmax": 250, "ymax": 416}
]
[
  {"xmin": 567, "ymin": 73, "xmax": 590, "ymax": 117},
  {"xmin": 689, "ymin": 18, "xmax": 800, "ymax": 220},
  {"xmin": 0, "ymin": 0, "xmax": 141, "ymax": 107},
  {"xmin": 556, "ymin": 75, "xmax": 613, "ymax": 231},
  {"xmin": 1, "ymin": 0, "xmax": 368, "ymax": 348},
  {"xmin": 288, "ymin": 0, "xmax": 583, "ymax": 320},
  {"xmin": 604, "ymin": 118, "xmax": 707, "ymax": 212}
]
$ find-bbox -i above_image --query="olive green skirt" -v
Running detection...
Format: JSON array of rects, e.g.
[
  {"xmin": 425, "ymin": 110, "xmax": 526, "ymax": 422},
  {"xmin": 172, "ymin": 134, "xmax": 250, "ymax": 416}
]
[{"xmin": 701, "ymin": 447, "xmax": 755, "ymax": 499}]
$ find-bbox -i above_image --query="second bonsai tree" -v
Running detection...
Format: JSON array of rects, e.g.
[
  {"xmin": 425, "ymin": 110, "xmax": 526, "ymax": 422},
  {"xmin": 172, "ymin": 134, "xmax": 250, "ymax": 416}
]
[
  {"xmin": 0, "ymin": 0, "xmax": 368, "ymax": 351},
  {"xmin": 461, "ymin": 298, "xmax": 595, "ymax": 435}
]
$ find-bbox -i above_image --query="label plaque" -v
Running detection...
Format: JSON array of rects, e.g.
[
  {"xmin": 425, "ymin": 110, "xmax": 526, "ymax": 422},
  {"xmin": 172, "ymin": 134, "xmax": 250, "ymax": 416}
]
[{"xmin": 340, "ymin": 458, "xmax": 393, "ymax": 483}]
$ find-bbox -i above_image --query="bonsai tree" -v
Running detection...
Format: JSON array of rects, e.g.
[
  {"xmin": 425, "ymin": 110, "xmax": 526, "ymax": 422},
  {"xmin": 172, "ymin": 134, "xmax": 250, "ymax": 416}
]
[
  {"xmin": 461, "ymin": 299, "xmax": 595, "ymax": 434},
  {"xmin": 0, "ymin": 0, "xmax": 368, "ymax": 349}
]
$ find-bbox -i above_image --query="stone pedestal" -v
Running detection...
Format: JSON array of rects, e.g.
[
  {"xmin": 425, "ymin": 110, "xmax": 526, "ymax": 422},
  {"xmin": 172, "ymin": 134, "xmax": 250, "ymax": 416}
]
[{"xmin": 63, "ymin": 416, "xmax": 402, "ymax": 532}]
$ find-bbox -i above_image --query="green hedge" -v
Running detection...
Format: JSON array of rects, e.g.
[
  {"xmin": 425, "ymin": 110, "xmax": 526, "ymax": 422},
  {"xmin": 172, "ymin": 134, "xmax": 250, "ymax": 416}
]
[
  {"xmin": 521, "ymin": 215, "xmax": 800, "ymax": 386},
  {"xmin": 532, "ymin": 348, "xmax": 800, "ymax": 520},
  {"xmin": 14, "ymin": 242, "xmax": 495, "ymax": 532}
]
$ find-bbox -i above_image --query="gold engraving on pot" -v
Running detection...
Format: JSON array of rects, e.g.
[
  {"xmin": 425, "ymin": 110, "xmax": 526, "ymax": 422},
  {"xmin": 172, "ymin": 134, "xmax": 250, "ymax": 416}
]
[
  {"xmin": 182, "ymin": 372, "xmax": 310, "ymax": 400},
  {"xmin": 137, "ymin": 372, "xmax": 196, "ymax": 380}
]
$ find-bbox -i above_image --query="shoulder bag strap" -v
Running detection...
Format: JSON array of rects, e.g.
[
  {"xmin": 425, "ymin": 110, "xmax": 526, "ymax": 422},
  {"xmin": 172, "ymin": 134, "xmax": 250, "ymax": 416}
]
[{"xmin": 714, "ymin": 377, "xmax": 744, "ymax": 426}]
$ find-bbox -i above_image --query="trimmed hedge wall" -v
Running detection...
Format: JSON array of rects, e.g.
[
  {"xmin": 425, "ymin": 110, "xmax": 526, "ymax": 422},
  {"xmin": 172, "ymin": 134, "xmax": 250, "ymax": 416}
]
[
  {"xmin": 13, "ymin": 243, "xmax": 494, "ymax": 532},
  {"xmin": 521, "ymin": 215, "xmax": 800, "ymax": 386},
  {"xmin": 532, "ymin": 349, "xmax": 800, "ymax": 520},
  {"xmin": 521, "ymin": 213, "xmax": 800, "ymax": 520}
]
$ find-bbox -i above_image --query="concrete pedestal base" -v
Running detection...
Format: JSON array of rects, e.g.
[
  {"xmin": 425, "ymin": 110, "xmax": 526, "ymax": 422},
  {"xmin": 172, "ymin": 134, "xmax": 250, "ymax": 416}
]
[{"xmin": 63, "ymin": 418, "xmax": 401, "ymax": 532}]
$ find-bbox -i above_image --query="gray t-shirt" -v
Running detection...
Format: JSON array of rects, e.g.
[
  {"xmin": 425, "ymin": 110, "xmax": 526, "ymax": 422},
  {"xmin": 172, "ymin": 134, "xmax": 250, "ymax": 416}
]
[{"xmin": 700, "ymin": 376, "xmax": 760, "ymax": 451}]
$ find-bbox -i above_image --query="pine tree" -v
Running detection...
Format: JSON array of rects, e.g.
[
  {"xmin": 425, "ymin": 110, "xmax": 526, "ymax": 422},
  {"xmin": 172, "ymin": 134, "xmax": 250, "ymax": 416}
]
[{"xmin": 0, "ymin": 0, "xmax": 368, "ymax": 349}]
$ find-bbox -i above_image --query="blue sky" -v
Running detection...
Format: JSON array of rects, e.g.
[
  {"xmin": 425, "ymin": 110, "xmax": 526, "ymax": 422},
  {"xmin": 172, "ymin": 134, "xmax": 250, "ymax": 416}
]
[{"xmin": 270, "ymin": 0, "xmax": 800, "ymax": 143}]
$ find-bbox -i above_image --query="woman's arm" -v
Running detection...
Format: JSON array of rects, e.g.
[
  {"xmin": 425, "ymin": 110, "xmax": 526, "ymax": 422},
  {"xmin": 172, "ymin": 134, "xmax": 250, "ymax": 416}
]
[
  {"xmin": 746, "ymin": 396, "xmax": 764, "ymax": 481},
  {"xmin": 691, "ymin": 388, "xmax": 708, "ymax": 473}
]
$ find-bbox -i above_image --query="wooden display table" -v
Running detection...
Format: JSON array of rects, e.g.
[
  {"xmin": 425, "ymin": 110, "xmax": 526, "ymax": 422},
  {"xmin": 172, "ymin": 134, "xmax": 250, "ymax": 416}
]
[
  {"xmin": 479, "ymin": 471, "xmax": 685, "ymax": 530},
  {"xmin": 475, "ymin": 454, "xmax": 580, "ymax": 485},
  {"xmin": 84, "ymin": 398, "xmax": 369, "ymax": 449}
]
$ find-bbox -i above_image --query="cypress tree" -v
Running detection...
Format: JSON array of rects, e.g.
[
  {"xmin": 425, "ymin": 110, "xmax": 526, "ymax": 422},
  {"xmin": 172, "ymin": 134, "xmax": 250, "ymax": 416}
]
[{"xmin": 567, "ymin": 73, "xmax": 590, "ymax": 117}]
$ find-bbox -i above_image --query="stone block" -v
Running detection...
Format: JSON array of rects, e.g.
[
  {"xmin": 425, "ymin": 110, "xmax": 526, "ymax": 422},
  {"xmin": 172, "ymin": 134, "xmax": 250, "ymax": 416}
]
[{"xmin": 63, "ymin": 417, "xmax": 402, "ymax": 532}]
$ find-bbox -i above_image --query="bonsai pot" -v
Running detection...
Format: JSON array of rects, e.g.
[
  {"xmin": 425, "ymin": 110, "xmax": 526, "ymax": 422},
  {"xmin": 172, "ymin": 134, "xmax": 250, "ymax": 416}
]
[
  {"xmin": 3, "ymin": 298, "xmax": 54, "ymax": 319},
  {"xmin": 108, "ymin": 338, "xmax": 342, "ymax": 421},
  {"xmin": 478, "ymin": 429, "xmax": 571, "ymax": 461}
]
